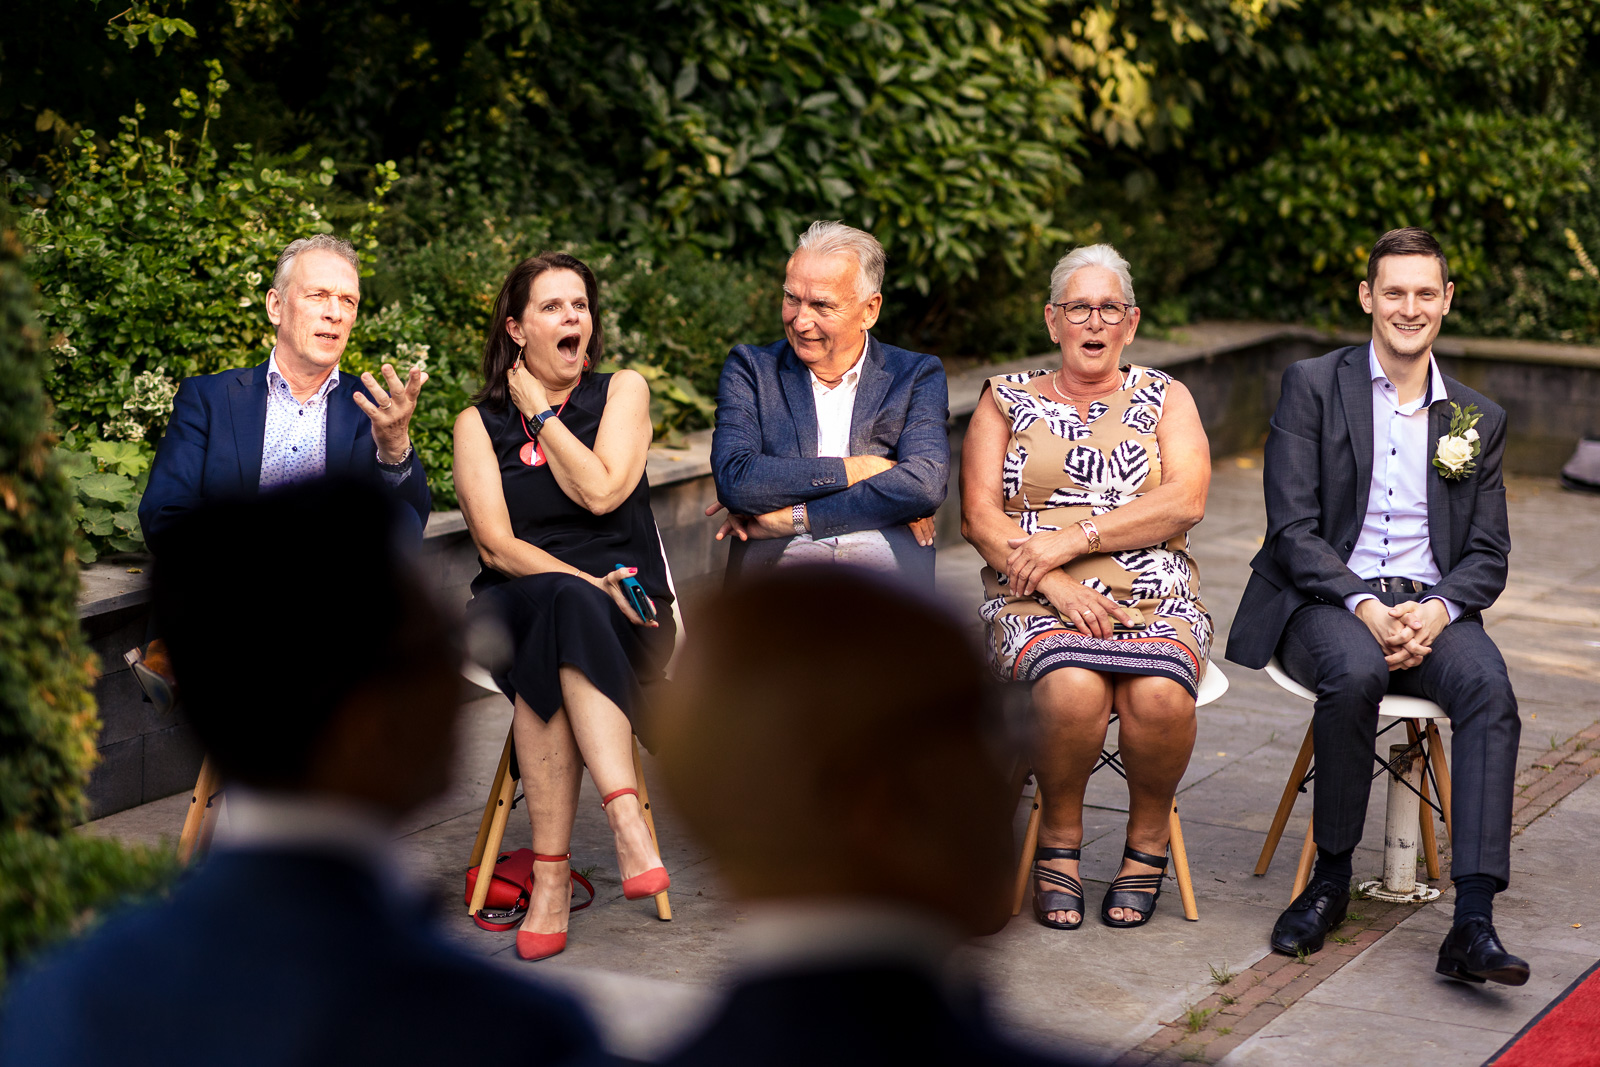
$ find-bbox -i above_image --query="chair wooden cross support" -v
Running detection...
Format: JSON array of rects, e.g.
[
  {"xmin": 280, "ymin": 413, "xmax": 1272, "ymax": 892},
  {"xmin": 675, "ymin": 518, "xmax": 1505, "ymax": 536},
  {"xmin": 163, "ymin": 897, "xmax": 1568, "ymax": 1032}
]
[
  {"xmin": 1256, "ymin": 656, "xmax": 1455, "ymax": 902},
  {"xmin": 1011, "ymin": 659, "xmax": 1229, "ymax": 924}
]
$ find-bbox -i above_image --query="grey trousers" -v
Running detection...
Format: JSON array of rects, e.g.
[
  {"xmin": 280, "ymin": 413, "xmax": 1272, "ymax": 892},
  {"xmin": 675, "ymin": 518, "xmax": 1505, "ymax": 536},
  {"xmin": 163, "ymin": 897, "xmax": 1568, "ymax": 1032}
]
[{"xmin": 1278, "ymin": 592, "xmax": 1520, "ymax": 887}]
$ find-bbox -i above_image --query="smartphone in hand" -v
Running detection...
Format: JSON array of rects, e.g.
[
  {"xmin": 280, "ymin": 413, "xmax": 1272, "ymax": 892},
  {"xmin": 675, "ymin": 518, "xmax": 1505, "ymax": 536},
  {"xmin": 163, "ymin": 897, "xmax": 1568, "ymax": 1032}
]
[{"xmin": 614, "ymin": 564, "xmax": 657, "ymax": 623}]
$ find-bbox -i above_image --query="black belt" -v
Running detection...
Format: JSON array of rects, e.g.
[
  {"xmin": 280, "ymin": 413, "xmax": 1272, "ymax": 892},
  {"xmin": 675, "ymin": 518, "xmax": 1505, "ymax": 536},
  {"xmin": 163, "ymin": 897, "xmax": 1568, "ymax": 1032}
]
[{"xmin": 1365, "ymin": 577, "xmax": 1432, "ymax": 594}]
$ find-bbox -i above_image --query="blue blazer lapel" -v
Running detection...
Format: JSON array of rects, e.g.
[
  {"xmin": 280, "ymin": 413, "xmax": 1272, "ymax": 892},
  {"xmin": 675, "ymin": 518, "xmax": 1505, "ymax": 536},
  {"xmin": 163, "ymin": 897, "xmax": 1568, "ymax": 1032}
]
[
  {"xmin": 1336, "ymin": 348, "xmax": 1374, "ymax": 529},
  {"xmin": 848, "ymin": 335, "xmax": 890, "ymax": 455},
  {"xmin": 778, "ymin": 346, "xmax": 820, "ymax": 458},
  {"xmin": 1425, "ymin": 399, "xmax": 1454, "ymax": 572},
  {"xmin": 228, "ymin": 363, "xmax": 269, "ymax": 491},
  {"xmin": 325, "ymin": 372, "xmax": 362, "ymax": 475}
]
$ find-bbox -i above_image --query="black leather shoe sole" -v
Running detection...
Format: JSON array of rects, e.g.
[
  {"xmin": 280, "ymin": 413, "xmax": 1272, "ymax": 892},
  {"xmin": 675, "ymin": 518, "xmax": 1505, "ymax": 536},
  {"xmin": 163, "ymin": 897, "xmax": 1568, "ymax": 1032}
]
[
  {"xmin": 1269, "ymin": 898, "xmax": 1347, "ymax": 956},
  {"xmin": 1435, "ymin": 955, "xmax": 1531, "ymax": 986}
]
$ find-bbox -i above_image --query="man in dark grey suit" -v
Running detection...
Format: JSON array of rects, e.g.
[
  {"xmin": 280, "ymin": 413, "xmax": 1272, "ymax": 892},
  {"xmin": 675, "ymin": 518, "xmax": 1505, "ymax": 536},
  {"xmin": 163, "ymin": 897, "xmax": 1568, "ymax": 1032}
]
[{"xmin": 1227, "ymin": 228, "xmax": 1528, "ymax": 984}]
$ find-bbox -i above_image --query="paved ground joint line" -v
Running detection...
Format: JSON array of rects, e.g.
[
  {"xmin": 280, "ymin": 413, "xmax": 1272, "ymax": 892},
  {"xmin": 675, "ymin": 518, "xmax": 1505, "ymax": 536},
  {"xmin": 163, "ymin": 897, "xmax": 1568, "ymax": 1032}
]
[{"xmin": 1115, "ymin": 718, "xmax": 1600, "ymax": 1066}]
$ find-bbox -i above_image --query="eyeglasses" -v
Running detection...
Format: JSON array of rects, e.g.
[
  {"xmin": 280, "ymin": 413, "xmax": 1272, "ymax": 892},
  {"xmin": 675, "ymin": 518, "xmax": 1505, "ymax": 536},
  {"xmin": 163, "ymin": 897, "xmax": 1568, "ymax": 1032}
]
[{"xmin": 1052, "ymin": 301, "xmax": 1133, "ymax": 326}]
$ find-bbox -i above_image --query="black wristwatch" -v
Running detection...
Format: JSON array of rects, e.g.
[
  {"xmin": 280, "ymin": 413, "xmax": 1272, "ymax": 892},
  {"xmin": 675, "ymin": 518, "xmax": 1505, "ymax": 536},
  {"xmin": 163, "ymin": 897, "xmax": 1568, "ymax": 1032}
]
[{"xmin": 530, "ymin": 408, "xmax": 558, "ymax": 434}]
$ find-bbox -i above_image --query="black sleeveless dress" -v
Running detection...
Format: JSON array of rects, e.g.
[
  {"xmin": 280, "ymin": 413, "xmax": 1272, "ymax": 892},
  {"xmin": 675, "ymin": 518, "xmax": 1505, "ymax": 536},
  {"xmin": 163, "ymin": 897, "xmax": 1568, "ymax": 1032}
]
[{"xmin": 466, "ymin": 373, "xmax": 676, "ymax": 724}]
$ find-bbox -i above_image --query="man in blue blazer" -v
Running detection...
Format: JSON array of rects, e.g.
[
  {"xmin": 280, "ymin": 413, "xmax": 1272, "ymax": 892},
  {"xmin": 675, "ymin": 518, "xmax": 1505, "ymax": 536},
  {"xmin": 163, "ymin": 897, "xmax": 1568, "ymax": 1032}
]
[
  {"xmin": 709, "ymin": 222, "xmax": 949, "ymax": 588},
  {"xmin": 138, "ymin": 233, "xmax": 431, "ymax": 552},
  {"xmin": 0, "ymin": 480, "xmax": 596, "ymax": 1067},
  {"xmin": 1226, "ymin": 228, "xmax": 1526, "ymax": 984}
]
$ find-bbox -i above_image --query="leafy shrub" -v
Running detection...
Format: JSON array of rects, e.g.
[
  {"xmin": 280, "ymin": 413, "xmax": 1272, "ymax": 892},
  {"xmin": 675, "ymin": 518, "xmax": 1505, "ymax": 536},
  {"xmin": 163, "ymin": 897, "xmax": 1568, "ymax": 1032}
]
[{"xmin": 0, "ymin": 209, "xmax": 174, "ymax": 984}]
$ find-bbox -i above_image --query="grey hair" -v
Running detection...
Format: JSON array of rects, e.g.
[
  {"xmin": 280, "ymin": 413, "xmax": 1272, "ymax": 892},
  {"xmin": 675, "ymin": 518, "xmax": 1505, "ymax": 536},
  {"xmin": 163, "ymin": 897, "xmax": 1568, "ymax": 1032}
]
[
  {"xmin": 1048, "ymin": 243, "xmax": 1136, "ymax": 306},
  {"xmin": 272, "ymin": 233, "xmax": 361, "ymax": 294},
  {"xmin": 792, "ymin": 220, "xmax": 886, "ymax": 300}
]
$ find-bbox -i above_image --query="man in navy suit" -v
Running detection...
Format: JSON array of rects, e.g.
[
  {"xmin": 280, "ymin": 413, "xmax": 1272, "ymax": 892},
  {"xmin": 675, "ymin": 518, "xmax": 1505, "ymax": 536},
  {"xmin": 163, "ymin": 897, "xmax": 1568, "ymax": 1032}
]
[
  {"xmin": 0, "ymin": 480, "xmax": 597, "ymax": 1067},
  {"xmin": 1226, "ymin": 228, "xmax": 1527, "ymax": 984},
  {"xmin": 708, "ymin": 221, "xmax": 949, "ymax": 588},
  {"xmin": 138, "ymin": 233, "xmax": 431, "ymax": 551}
]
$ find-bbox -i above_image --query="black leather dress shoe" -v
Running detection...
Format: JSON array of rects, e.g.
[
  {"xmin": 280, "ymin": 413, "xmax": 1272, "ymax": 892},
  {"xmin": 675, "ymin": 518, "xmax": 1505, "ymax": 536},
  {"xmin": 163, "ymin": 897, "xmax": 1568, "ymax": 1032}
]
[
  {"xmin": 1270, "ymin": 880, "xmax": 1350, "ymax": 956},
  {"xmin": 1436, "ymin": 918, "xmax": 1530, "ymax": 986}
]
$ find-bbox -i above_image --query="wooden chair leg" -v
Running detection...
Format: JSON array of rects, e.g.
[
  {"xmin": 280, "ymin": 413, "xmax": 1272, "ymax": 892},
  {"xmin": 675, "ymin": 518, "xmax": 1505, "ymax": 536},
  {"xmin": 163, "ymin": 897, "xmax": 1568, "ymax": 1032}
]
[
  {"xmin": 1425, "ymin": 721, "xmax": 1453, "ymax": 841},
  {"xmin": 1409, "ymin": 722, "xmax": 1441, "ymax": 880},
  {"xmin": 468, "ymin": 746, "xmax": 518, "ymax": 916},
  {"xmin": 1012, "ymin": 779, "xmax": 1043, "ymax": 917},
  {"xmin": 1290, "ymin": 814, "xmax": 1316, "ymax": 902},
  {"xmin": 1168, "ymin": 800, "xmax": 1199, "ymax": 921},
  {"xmin": 177, "ymin": 755, "xmax": 221, "ymax": 866},
  {"xmin": 1256, "ymin": 723, "xmax": 1315, "ymax": 876},
  {"xmin": 470, "ymin": 728, "xmax": 516, "ymax": 869},
  {"xmin": 633, "ymin": 736, "xmax": 672, "ymax": 921}
]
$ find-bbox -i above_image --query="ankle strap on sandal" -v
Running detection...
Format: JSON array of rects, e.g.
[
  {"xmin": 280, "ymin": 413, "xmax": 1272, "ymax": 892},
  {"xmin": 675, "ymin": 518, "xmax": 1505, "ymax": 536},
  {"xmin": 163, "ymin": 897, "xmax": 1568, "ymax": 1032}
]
[
  {"xmin": 599, "ymin": 787, "xmax": 639, "ymax": 809},
  {"xmin": 1122, "ymin": 844, "xmax": 1169, "ymax": 869},
  {"xmin": 1034, "ymin": 847, "xmax": 1081, "ymax": 861},
  {"xmin": 532, "ymin": 853, "xmax": 571, "ymax": 863}
]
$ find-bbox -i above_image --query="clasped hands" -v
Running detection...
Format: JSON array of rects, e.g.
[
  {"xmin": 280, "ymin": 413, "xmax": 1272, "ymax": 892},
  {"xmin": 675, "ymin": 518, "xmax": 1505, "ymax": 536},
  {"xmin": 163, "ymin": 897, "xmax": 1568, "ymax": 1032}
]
[
  {"xmin": 707, "ymin": 454, "xmax": 936, "ymax": 546},
  {"xmin": 1355, "ymin": 597, "xmax": 1450, "ymax": 671}
]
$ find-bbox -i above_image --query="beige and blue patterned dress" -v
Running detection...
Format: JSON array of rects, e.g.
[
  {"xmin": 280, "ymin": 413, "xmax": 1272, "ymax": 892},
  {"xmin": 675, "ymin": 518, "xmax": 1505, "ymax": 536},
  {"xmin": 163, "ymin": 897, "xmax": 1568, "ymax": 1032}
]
[{"xmin": 979, "ymin": 365, "xmax": 1212, "ymax": 696}]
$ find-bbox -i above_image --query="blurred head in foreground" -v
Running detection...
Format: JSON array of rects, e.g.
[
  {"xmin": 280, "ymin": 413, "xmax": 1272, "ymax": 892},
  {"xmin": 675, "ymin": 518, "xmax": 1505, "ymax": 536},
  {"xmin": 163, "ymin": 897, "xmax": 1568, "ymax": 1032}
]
[
  {"xmin": 656, "ymin": 566, "xmax": 1014, "ymax": 935},
  {"xmin": 151, "ymin": 477, "xmax": 461, "ymax": 817}
]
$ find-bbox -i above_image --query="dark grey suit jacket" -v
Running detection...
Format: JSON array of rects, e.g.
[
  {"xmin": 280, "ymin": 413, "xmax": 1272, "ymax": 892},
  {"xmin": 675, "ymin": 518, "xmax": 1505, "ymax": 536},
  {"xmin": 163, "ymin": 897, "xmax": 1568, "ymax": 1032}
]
[{"xmin": 1224, "ymin": 344, "xmax": 1511, "ymax": 669}]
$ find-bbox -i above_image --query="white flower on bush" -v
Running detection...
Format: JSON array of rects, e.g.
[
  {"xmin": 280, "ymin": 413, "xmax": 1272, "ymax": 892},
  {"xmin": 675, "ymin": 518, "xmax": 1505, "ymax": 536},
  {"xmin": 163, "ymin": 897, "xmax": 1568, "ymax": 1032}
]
[
  {"xmin": 245, "ymin": 270, "xmax": 263, "ymax": 287},
  {"xmin": 239, "ymin": 296, "xmax": 253, "ymax": 307},
  {"xmin": 1435, "ymin": 434, "xmax": 1473, "ymax": 471},
  {"xmin": 124, "ymin": 370, "xmax": 179, "ymax": 416},
  {"xmin": 51, "ymin": 337, "xmax": 80, "ymax": 360},
  {"xmin": 103, "ymin": 414, "xmax": 147, "ymax": 442}
]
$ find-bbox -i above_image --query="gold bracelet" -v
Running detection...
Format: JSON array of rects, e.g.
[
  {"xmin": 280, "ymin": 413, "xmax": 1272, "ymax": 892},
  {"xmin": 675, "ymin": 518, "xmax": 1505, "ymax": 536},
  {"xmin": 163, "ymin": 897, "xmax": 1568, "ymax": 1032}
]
[{"xmin": 1077, "ymin": 518, "xmax": 1101, "ymax": 554}]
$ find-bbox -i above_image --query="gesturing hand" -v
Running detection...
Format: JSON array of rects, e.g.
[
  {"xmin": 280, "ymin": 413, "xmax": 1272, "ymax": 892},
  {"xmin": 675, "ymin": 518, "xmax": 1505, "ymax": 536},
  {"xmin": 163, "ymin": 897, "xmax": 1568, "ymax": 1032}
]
[
  {"xmin": 1005, "ymin": 527, "xmax": 1088, "ymax": 595},
  {"xmin": 355, "ymin": 363, "xmax": 429, "ymax": 464},
  {"xmin": 589, "ymin": 567, "xmax": 659, "ymax": 628},
  {"xmin": 1035, "ymin": 572, "xmax": 1134, "ymax": 640},
  {"xmin": 507, "ymin": 362, "xmax": 551, "ymax": 419}
]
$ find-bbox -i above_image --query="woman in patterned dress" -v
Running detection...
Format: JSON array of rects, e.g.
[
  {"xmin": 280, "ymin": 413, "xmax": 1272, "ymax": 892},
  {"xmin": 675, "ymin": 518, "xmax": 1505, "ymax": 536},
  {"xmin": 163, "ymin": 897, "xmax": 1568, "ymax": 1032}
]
[{"xmin": 961, "ymin": 244, "xmax": 1212, "ymax": 930}]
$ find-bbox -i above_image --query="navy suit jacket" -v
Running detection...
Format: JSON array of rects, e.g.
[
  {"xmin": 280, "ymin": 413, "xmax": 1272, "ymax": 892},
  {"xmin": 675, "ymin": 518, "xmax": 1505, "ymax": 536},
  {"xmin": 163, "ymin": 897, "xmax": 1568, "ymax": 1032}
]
[
  {"xmin": 138, "ymin": 360, "xmax": 431, "ymax": 551},
  {"xmin": 647, "ymin": 965, "xmax": 1090, "ymax": 1067},
  {"xmin": 710, "ymin": 335, "xmax": 949, "ymax": 587},
  {"xmin": 0, "ymin": 850, "xmax": 596, "ymax": 1067},
  {"xmin": 1225, "ymin": 344, "xmax": 1511, "ymax": 669}
]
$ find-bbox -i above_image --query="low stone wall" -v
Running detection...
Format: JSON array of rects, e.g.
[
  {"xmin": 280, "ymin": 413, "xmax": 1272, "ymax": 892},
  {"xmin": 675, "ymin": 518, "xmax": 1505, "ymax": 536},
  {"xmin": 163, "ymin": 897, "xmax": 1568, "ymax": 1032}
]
[{"xmin": 75, "ymin": 321, "xmax": 1600, "ymax": 818}]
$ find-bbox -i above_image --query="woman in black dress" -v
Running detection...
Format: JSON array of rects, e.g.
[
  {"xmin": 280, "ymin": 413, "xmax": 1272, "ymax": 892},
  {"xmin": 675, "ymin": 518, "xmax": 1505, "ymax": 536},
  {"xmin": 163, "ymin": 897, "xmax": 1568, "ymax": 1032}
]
[{"xmin": 454, "ymin": 252, "xmax": 675, "ymax": 962}]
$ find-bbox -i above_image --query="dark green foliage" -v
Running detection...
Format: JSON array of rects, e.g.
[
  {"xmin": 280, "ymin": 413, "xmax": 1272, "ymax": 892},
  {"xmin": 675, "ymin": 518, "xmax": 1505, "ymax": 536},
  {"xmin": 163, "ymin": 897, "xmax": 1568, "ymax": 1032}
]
[{"xmin": 0, "ymin": 210, "xmax": 174, "ymax": 984}]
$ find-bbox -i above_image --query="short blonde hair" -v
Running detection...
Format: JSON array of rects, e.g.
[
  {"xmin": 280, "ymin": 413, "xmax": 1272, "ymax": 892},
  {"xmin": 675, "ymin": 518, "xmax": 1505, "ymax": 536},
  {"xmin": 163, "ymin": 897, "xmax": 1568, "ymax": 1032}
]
[
  {"xmin": 1049, "ymin": 243, "xmax": 1135, "ymax": 306},
  {"xmin": 793, "ymin": 220, "xmax": 886, "ymax": 301}
]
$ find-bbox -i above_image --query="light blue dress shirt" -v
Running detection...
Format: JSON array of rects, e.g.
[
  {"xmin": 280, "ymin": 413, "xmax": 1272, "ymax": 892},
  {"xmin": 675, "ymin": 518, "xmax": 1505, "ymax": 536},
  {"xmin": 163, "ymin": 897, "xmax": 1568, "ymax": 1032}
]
[
  {"xmin": 260, "ymin": 348, "xmax": 410, "ymax": 491},
  {"xmin": 1343, "ymin": 343, "xmax": 1461, "ymax": 622}
]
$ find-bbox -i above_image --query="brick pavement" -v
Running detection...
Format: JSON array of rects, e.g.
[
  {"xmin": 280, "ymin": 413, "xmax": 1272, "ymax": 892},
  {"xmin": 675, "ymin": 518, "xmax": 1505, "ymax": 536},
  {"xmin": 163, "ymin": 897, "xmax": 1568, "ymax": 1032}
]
[{"xmin": 1113, "ymin": 719, "xmax": 1600, "ymax": 1066}]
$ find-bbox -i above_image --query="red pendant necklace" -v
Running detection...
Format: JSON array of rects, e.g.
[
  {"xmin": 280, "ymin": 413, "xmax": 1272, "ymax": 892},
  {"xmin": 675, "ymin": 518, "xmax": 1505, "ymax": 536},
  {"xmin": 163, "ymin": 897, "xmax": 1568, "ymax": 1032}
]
[{"xmin": 519, "ymin": 393, "xmax": 571, "ymax": 467}]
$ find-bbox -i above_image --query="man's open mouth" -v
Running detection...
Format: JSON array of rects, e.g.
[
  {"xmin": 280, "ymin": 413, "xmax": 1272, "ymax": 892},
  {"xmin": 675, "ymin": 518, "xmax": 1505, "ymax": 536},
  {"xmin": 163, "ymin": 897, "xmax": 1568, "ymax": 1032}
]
[{"xmin": 315, "ymin": 331, "xmax": 340, "ymax": 343}]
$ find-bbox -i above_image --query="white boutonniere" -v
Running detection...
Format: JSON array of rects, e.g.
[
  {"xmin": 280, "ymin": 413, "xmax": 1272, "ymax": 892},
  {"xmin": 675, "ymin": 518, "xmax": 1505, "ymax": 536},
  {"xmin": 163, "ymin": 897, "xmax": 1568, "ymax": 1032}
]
[{"xmin": 1433, "ymin": 403, "xmax": 1482, "ymax": 481}]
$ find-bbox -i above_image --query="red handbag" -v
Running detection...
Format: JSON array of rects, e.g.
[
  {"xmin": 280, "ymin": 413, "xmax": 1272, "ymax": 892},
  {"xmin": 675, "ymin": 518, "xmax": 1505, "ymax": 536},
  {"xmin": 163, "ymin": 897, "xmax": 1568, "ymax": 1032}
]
[{"xmin": 465, "ymin": 848, "xmax": 596, "ymax": 932}]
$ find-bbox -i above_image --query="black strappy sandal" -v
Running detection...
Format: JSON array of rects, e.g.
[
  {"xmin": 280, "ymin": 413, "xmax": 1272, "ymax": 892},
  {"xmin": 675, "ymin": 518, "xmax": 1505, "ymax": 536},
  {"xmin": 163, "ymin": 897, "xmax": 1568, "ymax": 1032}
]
[
  {"xmin": 1100, "ymin": 845, "xmax": 1168, "ymax": 929},
  {"xmin": 1030, "ymin": 847, "xmax": 1085, "ymax": 930}
]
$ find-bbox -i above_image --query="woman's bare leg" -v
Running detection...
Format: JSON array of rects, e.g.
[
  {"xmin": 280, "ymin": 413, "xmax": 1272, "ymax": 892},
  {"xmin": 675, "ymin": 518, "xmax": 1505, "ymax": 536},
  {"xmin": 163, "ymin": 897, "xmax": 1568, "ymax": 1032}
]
[
  {"xmin": 512, "ymin": 695, "xmax": 583, "ymax": 936},
  {"xmin": 1030, "ymin": 667, "xmax": 1115, "ymax": 924},
  {"xmin": 1107, "ymin": 674, "xmax": 1198, "ymax": 921},
  {"xmin": 558, "ymin": 665, "xmax": 663, "ymax": 885}
]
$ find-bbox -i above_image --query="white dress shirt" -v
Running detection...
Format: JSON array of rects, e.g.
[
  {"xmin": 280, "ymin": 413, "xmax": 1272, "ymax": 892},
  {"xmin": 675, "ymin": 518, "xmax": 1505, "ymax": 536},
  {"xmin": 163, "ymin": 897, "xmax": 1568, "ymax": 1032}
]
[
  {"xmin": 260, "ymin": 347, "xmax": 411, "ymax": 491},
  {"xmin": 1344, "ymin": 344, "xmax": 1460, "ymax": 621},
  {"xmin": 780, "ymin": 337, "xmax": 896, "ymax": 571}
]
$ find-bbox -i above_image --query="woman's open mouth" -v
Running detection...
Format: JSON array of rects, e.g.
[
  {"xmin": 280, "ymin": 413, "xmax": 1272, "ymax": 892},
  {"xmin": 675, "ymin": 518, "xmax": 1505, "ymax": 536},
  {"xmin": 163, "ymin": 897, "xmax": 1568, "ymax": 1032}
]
[
  {"xmin": 557, "ymin": 333, "xmax": 582, "ymax": 360},
  {"xmin": 1081, "ymin": 340, "xmax": 1106, "ymax": 354}
]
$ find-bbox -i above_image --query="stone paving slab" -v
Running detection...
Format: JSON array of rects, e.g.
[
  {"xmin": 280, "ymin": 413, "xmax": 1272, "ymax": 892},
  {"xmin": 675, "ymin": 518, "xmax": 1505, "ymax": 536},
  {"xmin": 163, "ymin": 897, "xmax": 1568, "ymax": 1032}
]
[{"xmin": 80, "ymin": 464, "xmax": 1600, "ymax": 1062}]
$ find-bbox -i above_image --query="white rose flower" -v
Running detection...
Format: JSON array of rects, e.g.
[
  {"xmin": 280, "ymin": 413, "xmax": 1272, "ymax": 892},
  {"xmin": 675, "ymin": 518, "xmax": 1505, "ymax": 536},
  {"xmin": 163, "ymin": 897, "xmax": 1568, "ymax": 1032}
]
[
  {"xmin": 1436, "ymin": 435, "xmax": 1473, "ymax": 470},
  {"xmin": 1464, "ymin": 427, "xmax": 1479, "ymax": 443}
]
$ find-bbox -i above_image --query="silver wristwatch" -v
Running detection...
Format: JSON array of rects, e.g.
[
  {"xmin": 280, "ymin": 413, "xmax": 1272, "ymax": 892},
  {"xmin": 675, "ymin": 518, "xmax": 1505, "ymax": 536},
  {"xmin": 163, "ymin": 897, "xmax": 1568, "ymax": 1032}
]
[
  {"xmin": 791, "ymin": 503, "xmax": 808, "ymax": 536},
  {"xmin": 376, "ymin": 443, "xmax": 413, "ymax": 470}
]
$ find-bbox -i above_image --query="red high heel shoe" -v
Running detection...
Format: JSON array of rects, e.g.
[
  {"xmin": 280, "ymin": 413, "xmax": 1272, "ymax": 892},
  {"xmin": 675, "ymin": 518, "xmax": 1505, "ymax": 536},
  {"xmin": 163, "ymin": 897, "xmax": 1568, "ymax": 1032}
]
[
  {"xmin": 600, "ymin": 788, "xmax": 671, "ymax": 900},
  {"xmin": 516, "ymin": 853, "xmax": 577, "ymax": 961}
]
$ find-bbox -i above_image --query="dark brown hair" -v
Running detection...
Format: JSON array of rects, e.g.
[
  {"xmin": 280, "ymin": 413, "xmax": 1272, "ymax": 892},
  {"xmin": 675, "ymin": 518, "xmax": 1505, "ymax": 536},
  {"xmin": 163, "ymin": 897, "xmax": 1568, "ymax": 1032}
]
[
  {"xmin": 472, "ymin": 252, "xmax": 605, "ymax": 411},
  {"xmin": 1367, "ymin": 227, "xmax": 1450, "ymax": 291}
]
